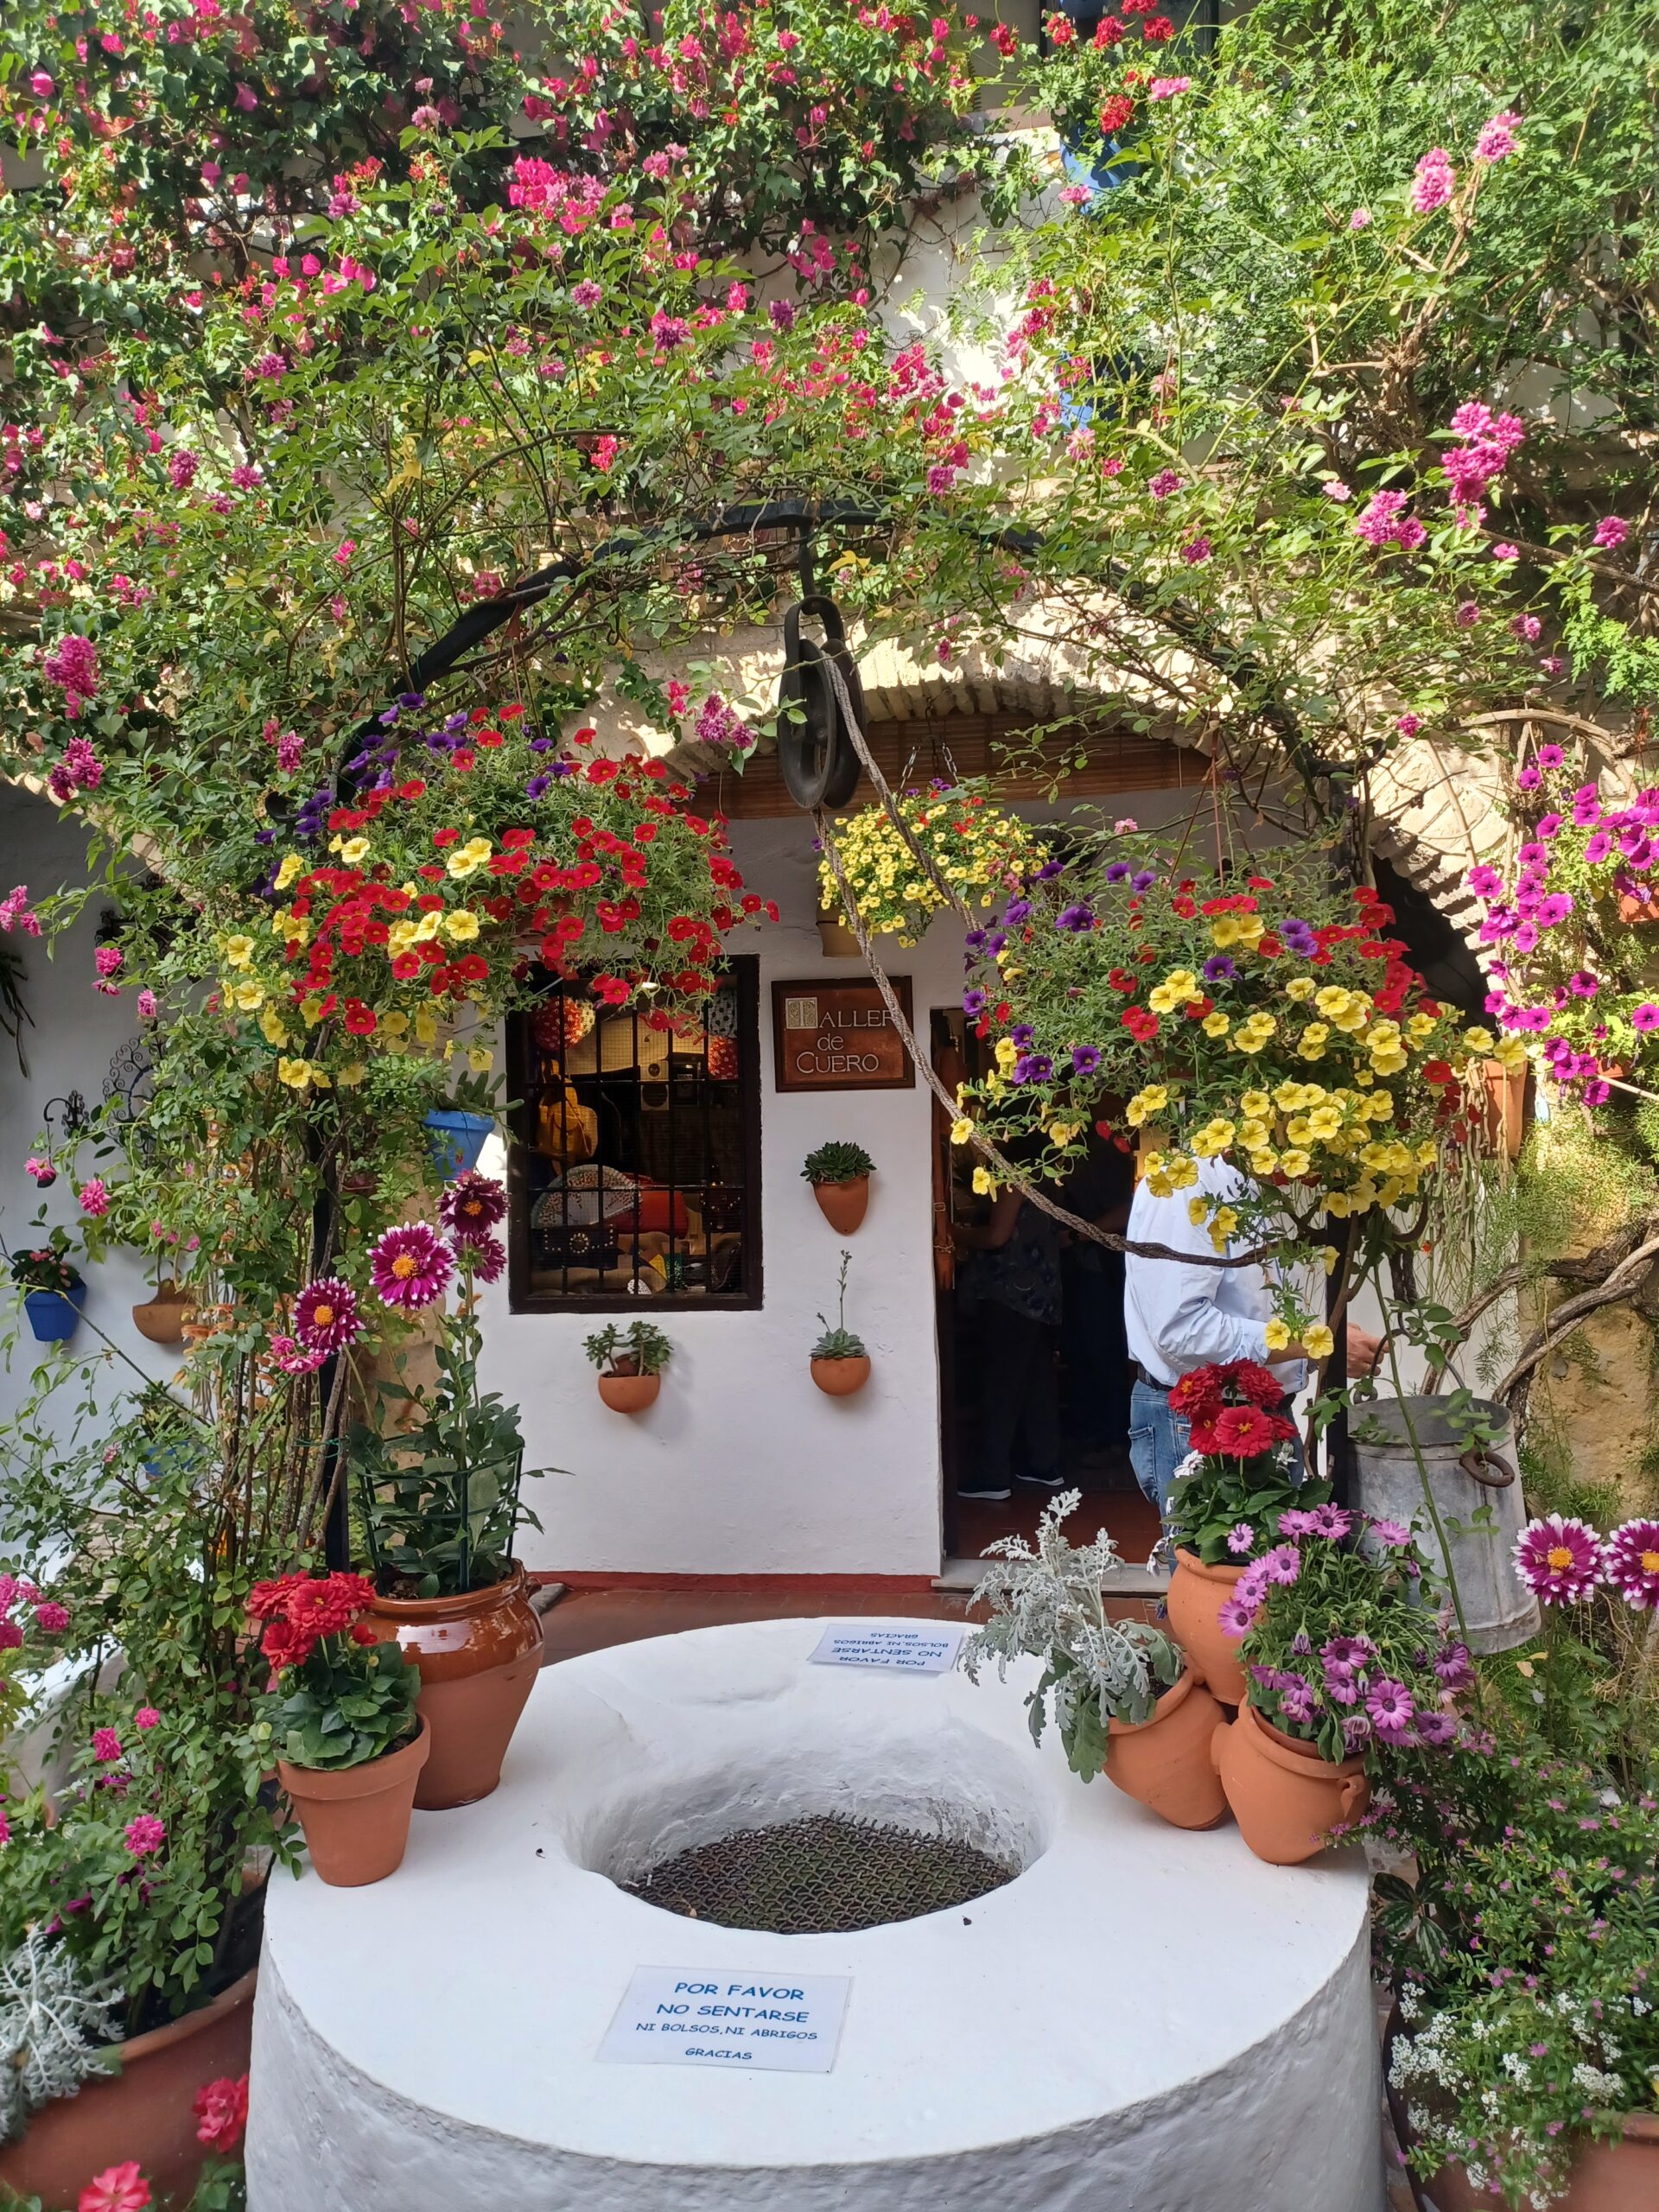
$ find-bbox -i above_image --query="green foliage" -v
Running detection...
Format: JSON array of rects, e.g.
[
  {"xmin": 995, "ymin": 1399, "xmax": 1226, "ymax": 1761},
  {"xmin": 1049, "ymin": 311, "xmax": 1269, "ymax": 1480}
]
[
  {"xmin": 3, "ymin": 1232, "xmax": 82, "ymax": 1295},
  {"xmin": 1165, "ymin": 1454, "xmax": 1331, "ymax": 1567},
  {"xmin": 582, "ymin": 1320, "xmax": 674, "ymax": 1376},
  {"xmin": 810, "ymin": 1249, "xmax": 866, "ymax": 1359},
  {"xmin": 800, "ymin": 1140, "xmax": 876, "ymax": 1185},
  {"xmin": 262, "ymin": 1633, "xmax": 419, "ymax": 1774}
]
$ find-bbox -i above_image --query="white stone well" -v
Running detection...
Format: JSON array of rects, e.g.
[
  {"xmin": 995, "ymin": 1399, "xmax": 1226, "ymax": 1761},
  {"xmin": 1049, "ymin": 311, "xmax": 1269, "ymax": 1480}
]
[{"xmin": 246, "ymin": 1617, "xmax": 1382, "ymax": 2211}]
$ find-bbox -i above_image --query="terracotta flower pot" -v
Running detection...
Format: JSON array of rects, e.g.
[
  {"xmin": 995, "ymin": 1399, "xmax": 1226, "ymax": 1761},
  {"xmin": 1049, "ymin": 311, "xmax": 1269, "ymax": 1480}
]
[
  {"xmin": 1105, "ymin": 1666, "xmax": 1229, "ymax": 1829},
  {"xmin": 277, "ymin": 1716, "xmax": 431, "ymax": 1887},
  {"xmin": 131, "ymin": 1285, "xmax": 192, "ymax": 1344},
  {"xmin": 811, "ymin": 1354, "xmax": 871, "ymax": 1395},
  {"xmin": 1211, "ymin": 1700, "xmax": 1370, "ymax": 1866},
  {"xmin": 0, "ymin": 1967, "xmax": 257, "ymax": 2208},
  {"xmin": 1166, "ymin": 1548, "xmax": 1249, "ymax": 1705},
  {"xmin": 372, "ymin": 1567, "xmax": 543, "ymax": 1810},
  {"xmin": 598, "ymin": 1370, "xmax": 661, "ymax": 1413},
  {"xmin": 811, "ymin": 1176, "xmax": 870, "ymax": 1234}
]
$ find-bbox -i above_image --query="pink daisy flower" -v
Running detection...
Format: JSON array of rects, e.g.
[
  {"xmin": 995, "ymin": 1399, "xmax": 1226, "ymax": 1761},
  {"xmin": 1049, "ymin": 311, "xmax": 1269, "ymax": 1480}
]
[
  {"xmin": 1604, "ymin": 1518, "xmax": 1659, "ymax": 1611},
  {"xmin": 1514, "ymin": 1514, "xmax": 1605, "ymax": 1605},
  {"xmin": 1217, "ymin": 1595, "xmax": 1258, "ymax": 1639},
  {"xmin": 370, "ymin": 1221, "xmax": 454, "ymax": 1309},
  {"xmin": 292, "ymin": 1276, "xmax": 363, "ymax": 1353}
]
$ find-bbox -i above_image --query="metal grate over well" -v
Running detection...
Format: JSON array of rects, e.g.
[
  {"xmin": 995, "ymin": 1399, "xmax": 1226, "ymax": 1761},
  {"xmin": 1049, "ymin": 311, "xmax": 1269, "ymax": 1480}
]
[{"xmin": 621, "ymin": 1815, "xmax": 1020, "ymax": 1935}]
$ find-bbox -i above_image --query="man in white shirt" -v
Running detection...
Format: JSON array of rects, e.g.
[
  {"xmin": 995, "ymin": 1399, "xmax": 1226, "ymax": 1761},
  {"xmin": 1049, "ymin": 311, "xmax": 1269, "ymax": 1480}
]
[{"xmin": 1123, "ymin": 1157, "xmax": 1381, "ymax": 1516}]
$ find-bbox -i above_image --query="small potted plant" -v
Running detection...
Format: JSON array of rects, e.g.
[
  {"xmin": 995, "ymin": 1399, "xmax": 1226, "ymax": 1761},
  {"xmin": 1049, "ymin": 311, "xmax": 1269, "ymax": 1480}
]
[
  {"xmin": 584, "ymin": 1319, "xmax": 673, "ymax": 1413},
  {"xmin": 8, "ymin": 1231, "xmax": 87, "ymax": 1343},
  {"xmin": 1161, "ymin": 1360, "xmax": 1320, "ymax": 1703},
  {"xmin": 131, "ymin": 1268, "xmax": 192, "ymax": 1345},
  {"xmin": 347, "ymin": 1174, "xmax": 549, "ymax": 1811},
  {"xmin": 810, "ymin": 1250, "xmax": 870, "ymax": 1395},
  {"xmin": 251, "ymin": 1571, "xmax": 428, "ymax": 1887},
  {"xmin": 966, "ymin": 1491, "xmax": 1228, "ymax": 1827},
  {"xmin": 1211, "ymin": 1506, "xmax": 1473, "ymax": 1865},
  {"xmin": 800, "ymin": 1139, "xmax": 876, "ymax": 1233}
]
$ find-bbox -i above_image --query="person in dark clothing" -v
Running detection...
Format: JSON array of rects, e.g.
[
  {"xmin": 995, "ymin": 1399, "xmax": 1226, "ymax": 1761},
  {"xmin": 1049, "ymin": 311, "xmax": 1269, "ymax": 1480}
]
[
  {"xmin": 1058, "ymin": 1134, "xmax": 1135, "ymax": 1480},
  {"xmin": 953, "ymin": 1185, "xmax": 1064, "ymax": 1502}
]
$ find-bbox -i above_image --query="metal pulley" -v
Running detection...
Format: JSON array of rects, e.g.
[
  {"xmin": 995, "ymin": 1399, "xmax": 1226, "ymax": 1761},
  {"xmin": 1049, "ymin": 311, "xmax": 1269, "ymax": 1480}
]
[{"xmin": 777, "ymin": 594, "xmax": 865, "ymax": 810}]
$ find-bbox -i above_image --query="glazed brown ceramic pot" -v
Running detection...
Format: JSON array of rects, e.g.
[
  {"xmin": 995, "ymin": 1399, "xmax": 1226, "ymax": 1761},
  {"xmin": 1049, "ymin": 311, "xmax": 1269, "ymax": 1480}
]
[
  {"xmin": 1211, "ymin": 1700, "xmax": 1370, "ymax": 1866},
  {"xmin": 372, "ymin": 1567, "xmax": 543, "ymax": 1809},
  {"xmin": 1105, "ymin": 1667, "xmax": 1229, "ymax": 1830},
  {"xmin": 131, "ymin": 1281, "xmax": 190, "ymax": 1344},
  {"xmin": 1166, "ymin": 1548, "xmax": 1249, "ymax": 1705},
  {"xmin": 598, "ymin": 1370, "xmax": 661, "ymax": 1413},
  {"xmin": 277, "ymin": 1716, "xmax": 430, "ymax": 1886},
  {"xmin": 810, "ymin": 1354, "xmax": 871, "ymax": 1396},
  {"xmin": 811, "ymin": 1176, "xmax": 870, "ymax": 1234},
  {"xmin": 0, "ymin": 1967, "xmax": 257, "ymax": 2208}
]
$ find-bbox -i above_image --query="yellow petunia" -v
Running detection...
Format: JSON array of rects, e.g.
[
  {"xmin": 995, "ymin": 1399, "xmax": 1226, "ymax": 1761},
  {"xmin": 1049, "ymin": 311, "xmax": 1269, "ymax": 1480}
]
[
  {"xmin": 1263, "ymin": 1318, "xmax": 1291, "ymax": 1351},
  {"xmin": 446, "ymin": 836, "xmax": 493, "ymax": 880},
  {"xmin": 414, "ymin": 1007, "xmax": 439, "ymax": 1046},
  {"xmin": 950, "ymin": 1118, "xmax": 975, "ymax": 1146},
  {"xmin": 1192, "ymin": 1117, "xmax": 1236, "ymax": 1158},
  {"xmin": 971, "ymin": 1165, "xmax": 995, "ymax": 1196},
  {"xmin": 337, "ymin": 1062, "xmax": 367, "ymax": 1087},
  {"xmin": 1187, "ymin": 1196, "xmax": 1210, "ymax": 1226},
  {"xmin": 1201, "ymin": 1010, "xmax": 1231, "ymax": 1039},
  {"xmin": 232, "ymin": 979, "xmax": 265, "ymax": 1013},
  {"xmin": 275, "ymin": 852, "xmax": 304, "ymax": 891},
  {"xmin": 1279, "ymin": 1147, "xmax": 1312, "ymax": 1177},
  {"xmin": 442, "ymin": 908, "xmax": 481, "ymax": 943},
  {"xmin": 1239, "ymin": 1090, "xmax": 1271, "ymax": 1119},
  {"xmin": 223, "ymin": 934, "xmax": 255, "ymax": 969},
  {"xmin": 259, "ymin": 1006, "xmax": 289, "ymax": 1048},
  {"xmin": 468, "ymin": 1045, "xmax": 494, "ymax": 1075},
  {"xmin": 338, "ymin": 836, "xmax": 371, "ymax": 867},
  {"xmin": 1285, "ymin": 977, "xmax": 1316, "ymax": 1002},
  {"xmin": 1463, "ymin": 1026, "xmax": 1495, "ymax": 1055},
  {"xmin": 276, "ymin": 1056, "xmax": 312, "ymax": 1090},
  {"xmin": 1303, "ymin": 1323, "xmax": 1335, "ymax": 1359},
  {"xmin": 1125, "ymin": 1084, "xmax": 1170, "ymax": 1127}
]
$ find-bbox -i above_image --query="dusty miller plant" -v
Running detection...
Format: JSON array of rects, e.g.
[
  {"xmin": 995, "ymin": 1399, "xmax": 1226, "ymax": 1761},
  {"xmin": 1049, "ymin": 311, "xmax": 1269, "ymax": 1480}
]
[
  {"xmin": 963, "ymin": 1492, "xmax": 1183, "ymax": 1779},
  {"xmin": 0, "ymin": 1929, "xmax": 121, "ymax": 2143}
]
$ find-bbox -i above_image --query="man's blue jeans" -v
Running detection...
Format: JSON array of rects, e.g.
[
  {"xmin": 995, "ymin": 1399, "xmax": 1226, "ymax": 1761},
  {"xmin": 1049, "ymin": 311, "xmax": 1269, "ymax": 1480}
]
[{"xmin": 1128, "ymin": 1376, "xmax": 1192, "ymax": 1518}]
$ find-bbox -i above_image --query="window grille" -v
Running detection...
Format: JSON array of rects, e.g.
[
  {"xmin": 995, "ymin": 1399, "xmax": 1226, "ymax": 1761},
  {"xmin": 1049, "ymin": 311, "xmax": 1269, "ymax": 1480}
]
[{"xmin": 506, "ymin": 957, "xmax": 761, "ymax": 1311}]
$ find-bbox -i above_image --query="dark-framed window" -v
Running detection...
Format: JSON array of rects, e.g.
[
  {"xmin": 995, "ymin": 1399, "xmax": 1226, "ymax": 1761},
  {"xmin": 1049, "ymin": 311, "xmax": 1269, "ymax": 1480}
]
[{"xmin": 505, "ymin": 957, "xmax": 763, "ymax": 1312}]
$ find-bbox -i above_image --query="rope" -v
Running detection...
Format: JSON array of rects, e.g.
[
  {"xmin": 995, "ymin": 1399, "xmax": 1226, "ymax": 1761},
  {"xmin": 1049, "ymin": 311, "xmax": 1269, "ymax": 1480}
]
[{"xmin": 810, "ymin": 652, "xmax": 1285, "ymax": 1274}]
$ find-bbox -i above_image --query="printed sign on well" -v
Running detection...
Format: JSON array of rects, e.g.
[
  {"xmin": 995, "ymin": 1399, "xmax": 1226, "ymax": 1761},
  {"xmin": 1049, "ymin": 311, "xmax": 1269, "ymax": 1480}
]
[
  {"xmin": 597, "ymin": 1967, "xmax": 851, "ymax": 2074},
  {"xmin": 809, "ymin": 1623, "xmax": 965, "ymax": 1675}
]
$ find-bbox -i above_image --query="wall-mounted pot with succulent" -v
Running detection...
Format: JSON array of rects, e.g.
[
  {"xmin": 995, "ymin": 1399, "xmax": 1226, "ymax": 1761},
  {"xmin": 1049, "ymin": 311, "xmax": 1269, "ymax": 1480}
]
[
  {"xmin": 810, "ymin": 1251, "xmax": 870, "ymax": 1396},
  {"xmin": 800, "ymin": 1140, "xmax": 875, "ymax": 1234},
  {"xmin": 585, "ymin": 1320, "xmax": 674, "ymax": 1413}
]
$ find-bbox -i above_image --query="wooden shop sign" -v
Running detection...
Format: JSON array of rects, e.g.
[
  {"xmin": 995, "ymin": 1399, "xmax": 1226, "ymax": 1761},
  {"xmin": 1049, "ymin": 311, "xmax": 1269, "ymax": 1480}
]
[{"xmin": 771, "ymin": 977, "xmax": 915, "ymax": 1093}]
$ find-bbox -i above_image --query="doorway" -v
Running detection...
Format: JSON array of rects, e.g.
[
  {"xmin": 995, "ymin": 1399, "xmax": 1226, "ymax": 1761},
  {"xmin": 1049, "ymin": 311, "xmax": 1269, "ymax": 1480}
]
[{"xmin": 931, "ymin": 1013, "xmax": 1162, "ymax": 1569}]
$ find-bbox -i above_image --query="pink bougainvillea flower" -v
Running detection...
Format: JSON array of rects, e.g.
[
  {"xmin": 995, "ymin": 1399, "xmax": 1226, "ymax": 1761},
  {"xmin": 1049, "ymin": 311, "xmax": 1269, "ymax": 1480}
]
[
  {"xmin": 266, "ymin": 1334, "xmax": 326, "ymax": 1376},
  {"xmin": 439, "ymin": 1170, "xmax": 508, "ymax": 1247},
  {"xmin": 193, "ymin": 2073, "xmax": 250, "ymax": 2152},
  {"xmin": 1605, "ymin": 1518, "xmax": 1659, "ymax": 1610},
  {"xmin": 1514, "ymin": 1514, "xmax": 1605, "ymax": 1604},
  {"xmin": 292, "ymin": 1276, "xmax": 363, "ymax": 1353},
  {"xmin": 1410, "ymin": 146, "xmax": 1455, "ymax": 213},
  {"xmin": 370, "ymin": 1221, "xmax": 454, "ymax": 1309},
  {"xmin": 133, "ymin": 1706, "xmax": 161, "ymax": 1729},
  {"xmin": 124, "ymin": 1814, "xmax": 166, "ymax": 1858},
  {"xmin": 1147, "ymin": 467, "xmax": 1183, "ymax": 499},
  {"xmin": 79, "ymin": 2164, "xmax": 151, "ymax": 2212},
  {"xmin": 137, "ymin": 988, "xmax": 157, "ymax": 1018},
  {"xmin": 1592, "ymin": 516, "xmax": 1629, "ymax": 550},
  {"xmin": 79, "ymin": 1178, "xmax": 111, "ymax": 1216},
  {"xmin": 35, "ymin": 1600, "xmax": 69, "ymax": 1632},
  {"xmin": 92, "ymin": 1727, "xmax": 123, "ymax": 1763},
  {"xmin": 1472, "ymin": 110, "xmax": 1521, "ymax": 163}
]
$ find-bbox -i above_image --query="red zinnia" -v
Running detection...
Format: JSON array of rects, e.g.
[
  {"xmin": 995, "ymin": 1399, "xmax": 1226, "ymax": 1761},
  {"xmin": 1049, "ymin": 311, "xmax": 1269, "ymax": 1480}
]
[{"xmin": 1210, "ymin": 1404, "xmax": 1277, "ymax": 1458}]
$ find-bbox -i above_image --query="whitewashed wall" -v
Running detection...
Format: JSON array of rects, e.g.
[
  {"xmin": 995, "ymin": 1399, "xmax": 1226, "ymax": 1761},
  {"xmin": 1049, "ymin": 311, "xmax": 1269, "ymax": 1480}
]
[{"xmin": 0, "ymin": 790, "xmax": 181, "ymax": 1465}]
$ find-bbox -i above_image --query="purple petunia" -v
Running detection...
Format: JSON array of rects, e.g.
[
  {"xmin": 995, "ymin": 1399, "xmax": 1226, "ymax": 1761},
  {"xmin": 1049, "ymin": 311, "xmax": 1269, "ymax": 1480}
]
[
  {"xmin": 1130, "ymin": 870, "xmax": 1157, "ymax": 893},
  {"xmin": 1070, "ymin": 1045, "xmax": 1102, "ymax": 1075},
  {"xmin": 1514, "ymin": 1514, "xmax": 1605, "ymax": 1605},
  {"xmin": 1056, "ymin": 904, "xmax": 1096, "ymax": 932},
  {"xmin": 1202, "ymin": 954, "xmax": 1237, "ymax": 983}
]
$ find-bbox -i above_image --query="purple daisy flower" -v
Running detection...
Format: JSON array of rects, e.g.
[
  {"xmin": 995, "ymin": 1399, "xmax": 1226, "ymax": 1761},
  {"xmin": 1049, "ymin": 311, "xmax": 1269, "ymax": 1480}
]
[
  {"xmin": 1217, "ymin": 1595, "xmax": 1259, "ymax": 1639},
  {"xmin": 1514, "ymin": 1513, "xmax": 1605, "ymax": 1605},
  {"xmin": 1432, "ymin": 1641, "xmax": 1474, "ymax": 1690},
  {"xmin": 370, "ymin": 1221, "xmax": 454, "ymax": 1311},
  {"xmin": 1321, "ymin": 1657, "xmax": 1359, "ymax": 1707},
  {"xmin": 1364, "ymin": 1677, "xmax": 1416, "ymax": 1742},
  {"xmin": 1309, "ymin": 1503, "xmax": 1355, "ymax": 1539},
  {"xmin": 292, "ymin": 1276, "xmax": 364, "ymax": 1353},
  {"xmin": 1277, "ymin": 1508, "xmax": 1324, "ymax": 1538},
  {"xmin": 1279, "ymin": 1676, "xmax": 1317, "ymax": 1726},
  {"xmin": 1225, "ymin": 1520, "xmax": 1255, "ymax": 1555},
  {"xmin": 1413, "ymin": 1710, "xmax": 1459, "ymax": 1748},
  {"xmin": 1604, "ymin": 1518, "xmax": 1659, "ymax": 1610},
  {"xmin": 1262, "ymin": 1542, "xmax": 1302, "ymax": 1586},
  {"xmin": 1366, "ymin": 1517, "xmax": 1414, "ymax": 1548}
]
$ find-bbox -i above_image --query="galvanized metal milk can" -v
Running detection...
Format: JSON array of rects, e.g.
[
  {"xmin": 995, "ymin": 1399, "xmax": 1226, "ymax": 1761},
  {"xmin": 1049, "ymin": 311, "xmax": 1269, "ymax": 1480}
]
[{"xmin": 1349, "ymin": 1396, "xmax": 1541, "ymax": 1654}]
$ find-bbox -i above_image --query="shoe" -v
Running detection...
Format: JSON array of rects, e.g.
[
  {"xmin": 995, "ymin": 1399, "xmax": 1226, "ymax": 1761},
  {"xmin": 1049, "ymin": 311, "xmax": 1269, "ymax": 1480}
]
[
  {"xmin": 1015, "ymin": 1470, "xmax": 1066, "ymax": 1492},
  {"xmin": 957, "ymin": 1480, "xmax": 1012, "ymax": 1502}
]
